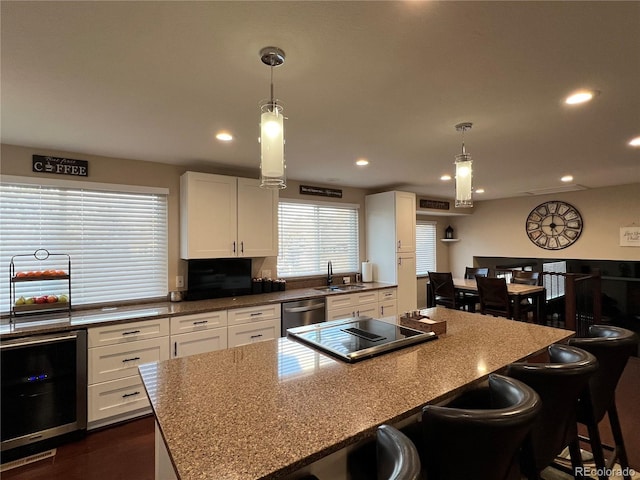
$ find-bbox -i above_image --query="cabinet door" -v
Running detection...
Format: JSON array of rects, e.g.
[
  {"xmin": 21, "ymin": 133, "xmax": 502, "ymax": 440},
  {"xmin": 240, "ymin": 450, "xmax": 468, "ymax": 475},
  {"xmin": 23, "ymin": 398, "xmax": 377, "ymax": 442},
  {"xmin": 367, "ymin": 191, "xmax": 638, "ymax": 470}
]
[
  {"xmin": 356, "ymin": 303, "xmax": 378, "ymax": 318},
  {"xmin": 171, "ymin": 327, "xmax": 227, "ymax": 359},
  {"xmin": 395, "ymin": 191, "xmax": 416, "ymax": 252},
  {"xmin": 180, "ymin": 172, "xmax": 237, "ymax": 259},
  {"xmin": 397, "ymin": 254, "xmax": 417, "ymax": 313},
  {"xmin": 228, "ymin": 319, "xmax": 280, "ymax": 348},
  {"xmin": 379, "ymin": 300, "xmax": 398, "ymax": 318},
  {"xmin": 237, "ymin": 178, "xmax": 278, "ymax": 257}
]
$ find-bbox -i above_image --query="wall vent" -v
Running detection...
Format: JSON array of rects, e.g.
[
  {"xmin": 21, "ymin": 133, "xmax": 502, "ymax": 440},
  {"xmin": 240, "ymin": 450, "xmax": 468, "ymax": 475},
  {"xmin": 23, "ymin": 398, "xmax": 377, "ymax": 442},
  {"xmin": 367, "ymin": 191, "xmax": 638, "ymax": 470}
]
[{"xmin": 523, "ymin": 184, "xmax": 587, "ymax": 196}]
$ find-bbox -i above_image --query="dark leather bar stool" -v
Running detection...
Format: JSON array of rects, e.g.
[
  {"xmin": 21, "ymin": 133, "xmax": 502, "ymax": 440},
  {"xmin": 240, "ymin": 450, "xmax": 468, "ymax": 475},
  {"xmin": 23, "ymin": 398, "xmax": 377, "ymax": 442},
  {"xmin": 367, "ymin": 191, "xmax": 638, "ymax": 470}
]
[
  {"xmin": 412, "ymin": 373, "xmax": 541, "ymax": 480},
  {"xmin": 333, "ymin": 424, "xmax": 421, "ymax": 480},
  {"xmin": 506, "ymin": 344, "xmax": 598, "ymax": 480},
  {"xmin": 568, "ymin": 325, "xmax": 639, "ymax": 480}
]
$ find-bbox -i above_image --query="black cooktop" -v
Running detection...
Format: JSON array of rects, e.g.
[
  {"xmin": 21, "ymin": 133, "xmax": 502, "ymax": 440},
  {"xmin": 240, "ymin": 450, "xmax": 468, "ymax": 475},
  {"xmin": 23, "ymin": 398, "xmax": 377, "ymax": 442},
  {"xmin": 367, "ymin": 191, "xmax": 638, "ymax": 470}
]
[{"xmin": 286, "ymin": 317, "xmax": 437, "ymax": 363}]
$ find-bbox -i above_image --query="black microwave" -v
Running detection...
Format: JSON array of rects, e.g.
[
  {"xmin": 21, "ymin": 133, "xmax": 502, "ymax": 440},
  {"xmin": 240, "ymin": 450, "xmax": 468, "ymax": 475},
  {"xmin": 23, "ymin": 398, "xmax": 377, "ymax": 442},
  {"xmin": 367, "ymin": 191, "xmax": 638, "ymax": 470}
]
[{"xmin": 186, "ymin": 258, "xmax": 252, "ymax": 300}]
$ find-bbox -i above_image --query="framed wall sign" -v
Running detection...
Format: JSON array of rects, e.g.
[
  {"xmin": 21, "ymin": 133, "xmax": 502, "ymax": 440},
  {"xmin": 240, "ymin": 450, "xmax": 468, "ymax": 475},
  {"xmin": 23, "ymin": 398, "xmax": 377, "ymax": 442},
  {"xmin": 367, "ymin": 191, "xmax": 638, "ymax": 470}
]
[
  {"xmin": 32, "ymin": 155, "xmax": 89, "ymax": 177},
  {"xmin": 620, "ymin": 226, "xmax": 640, "ymax": 247}
]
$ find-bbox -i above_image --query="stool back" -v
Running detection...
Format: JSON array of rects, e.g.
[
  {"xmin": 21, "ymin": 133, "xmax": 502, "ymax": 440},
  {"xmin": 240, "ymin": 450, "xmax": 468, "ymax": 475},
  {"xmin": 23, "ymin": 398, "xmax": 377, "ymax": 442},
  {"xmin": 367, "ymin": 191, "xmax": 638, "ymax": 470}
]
[{"xmin": 376, "ymin": 425, "xmax": 421, "ymax": 480}]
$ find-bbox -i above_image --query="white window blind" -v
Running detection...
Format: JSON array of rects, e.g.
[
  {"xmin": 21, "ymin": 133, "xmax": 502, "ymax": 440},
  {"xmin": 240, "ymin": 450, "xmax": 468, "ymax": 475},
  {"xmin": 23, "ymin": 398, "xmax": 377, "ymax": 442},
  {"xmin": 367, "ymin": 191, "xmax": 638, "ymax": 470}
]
[
  {"xmin": 277, "ymin": 200, "xmax": 359, "ymax": 278},
  {"xmin": 416, "ymin": 221, "xmax": 437, "ymax": 275},
  {"xmin": 0, "ymin": 180, "xmax": 168, "ymax": 312}
]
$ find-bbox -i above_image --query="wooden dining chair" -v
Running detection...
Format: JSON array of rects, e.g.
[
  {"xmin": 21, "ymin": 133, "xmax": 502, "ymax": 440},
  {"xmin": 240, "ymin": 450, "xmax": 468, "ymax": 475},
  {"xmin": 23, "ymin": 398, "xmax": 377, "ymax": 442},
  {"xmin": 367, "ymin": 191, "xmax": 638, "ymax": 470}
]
[
  {"xmin": 460, "ymin": 267, "xmax": 489, "ymax": 312},
  {"xmin": 427, "ymin": 272, "xmax": 458, "ymax": 310},
  {"xmin": 511, "ymin": 271, "xmax": 540, "ymax": 322},
  {"xmin": 476, "ymin": 276, "xmax": 513, "ymax": 319}
]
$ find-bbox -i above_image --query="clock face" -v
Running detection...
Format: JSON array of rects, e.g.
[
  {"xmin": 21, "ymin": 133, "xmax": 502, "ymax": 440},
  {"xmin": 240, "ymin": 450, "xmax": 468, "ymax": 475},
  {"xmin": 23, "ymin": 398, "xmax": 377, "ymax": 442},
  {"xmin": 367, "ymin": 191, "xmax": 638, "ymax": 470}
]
[{"xmin": 525, "ymin": 201, "xmax": 583, "ymax": 250}]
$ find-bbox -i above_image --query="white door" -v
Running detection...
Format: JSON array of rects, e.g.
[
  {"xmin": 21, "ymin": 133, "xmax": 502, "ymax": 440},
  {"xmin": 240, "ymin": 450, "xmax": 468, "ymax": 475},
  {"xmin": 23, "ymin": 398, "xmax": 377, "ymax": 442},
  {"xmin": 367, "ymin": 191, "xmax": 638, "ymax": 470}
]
[{"xmin": 237, "ymin": 178, "xmax": 278, "ymax": 257}]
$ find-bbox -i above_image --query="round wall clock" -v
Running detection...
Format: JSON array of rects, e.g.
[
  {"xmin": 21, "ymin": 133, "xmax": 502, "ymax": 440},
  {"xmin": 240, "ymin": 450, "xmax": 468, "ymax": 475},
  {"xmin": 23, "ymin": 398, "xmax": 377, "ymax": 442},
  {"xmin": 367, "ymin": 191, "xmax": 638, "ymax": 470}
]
[{"xmin": 525, "ymin": 201, "xmax": 583, "ymax": 250}]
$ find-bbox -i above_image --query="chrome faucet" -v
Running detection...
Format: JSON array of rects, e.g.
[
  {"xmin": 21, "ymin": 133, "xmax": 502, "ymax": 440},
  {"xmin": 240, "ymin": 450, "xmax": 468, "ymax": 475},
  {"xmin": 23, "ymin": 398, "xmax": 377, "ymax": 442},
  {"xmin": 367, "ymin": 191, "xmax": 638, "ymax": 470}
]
[{"xmin": 327, "ymin": 261, "xmax": 333, "ymax": 286}]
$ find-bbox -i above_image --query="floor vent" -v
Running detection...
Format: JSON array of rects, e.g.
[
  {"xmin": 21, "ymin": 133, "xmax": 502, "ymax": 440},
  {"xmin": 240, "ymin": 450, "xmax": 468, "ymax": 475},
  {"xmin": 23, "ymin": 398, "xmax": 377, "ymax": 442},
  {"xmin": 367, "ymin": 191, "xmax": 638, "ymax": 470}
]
[{"xmin": 0, "ymin": 448, "xmax": 56, "ymax": 472}]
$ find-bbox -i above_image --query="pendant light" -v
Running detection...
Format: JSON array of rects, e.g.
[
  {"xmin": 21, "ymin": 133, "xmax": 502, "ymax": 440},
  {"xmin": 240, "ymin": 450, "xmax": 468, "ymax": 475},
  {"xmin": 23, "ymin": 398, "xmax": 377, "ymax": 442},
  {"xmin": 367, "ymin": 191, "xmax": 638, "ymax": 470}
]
[
  {"xmin": 259, "ymin": 46, "xmax": 286, "ymax": 189},
  {"xmin": 454, "ymin": 122, "xmax": 473, "ymax": 207}
]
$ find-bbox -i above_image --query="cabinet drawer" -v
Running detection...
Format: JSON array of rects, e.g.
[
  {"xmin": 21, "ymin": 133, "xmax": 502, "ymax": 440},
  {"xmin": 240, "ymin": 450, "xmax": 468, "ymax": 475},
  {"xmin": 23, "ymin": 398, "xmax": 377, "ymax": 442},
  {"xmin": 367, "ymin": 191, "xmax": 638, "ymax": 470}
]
[
  {"xmin": 325, "ymin": 293, "xmax": 354, "ymax": 310},
  {"xmin": 88, "ymin": 318, "xmax": 169, "ymax": 348},
  {"xmin": 326, "ymin": 305, "xmax": 355, "ymax": 322},
  {"xmin": 171, "ymin": 327, "xmax": 227, "ymax": 359},
  {"xmin": 228, "ymin": 304, "xmax": 280, "ymax": 326},
  {"xmin": 170, "ymin": 311, "xmax": 227, "ymax": 334},
  {"xmin": 88, "ymin": 376, "xmax": 150, "ymax": 423},
  {"xmin": 228, "ymin": 319, "xmax": 280, "ymax": 348},
  {"xmin": 354, "ymin": 291, "xmax": 378, "ymax": 305},
  {"xmin": 89, "ymin": 337, "xmax": 170, "ymax": 384},
  {"xmin": 378, "ymin": 288, "xmax": 397, "ymax": 301}
]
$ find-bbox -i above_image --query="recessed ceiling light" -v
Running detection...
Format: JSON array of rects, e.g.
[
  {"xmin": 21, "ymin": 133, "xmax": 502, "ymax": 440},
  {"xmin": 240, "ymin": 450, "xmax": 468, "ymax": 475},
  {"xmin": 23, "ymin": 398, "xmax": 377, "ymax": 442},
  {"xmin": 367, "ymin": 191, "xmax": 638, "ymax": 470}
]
[
  {"xmin": 561, "ymin": 175, "xmax": 574, "ymax": 182},
  {"xmin": 565, "ymin": 90, "xmax": 599, "ymax": 105},
  {"xmin": 355, "ymin": 158, "xmax": 369, "ymax": 166},
  {"xmin": 440, "ymin": 174, "xmax": 452, "ymax": 181},
  {"xmin": 629, "ymin": 136, "xmax": 640, "ymax": 147},
  {"xmin": 215, "ymin": 131, "xmax": 233, "ymax": 142},
  {"xmin": 475, "ymin": 188, "xmax": 485, "ymax": 194}
]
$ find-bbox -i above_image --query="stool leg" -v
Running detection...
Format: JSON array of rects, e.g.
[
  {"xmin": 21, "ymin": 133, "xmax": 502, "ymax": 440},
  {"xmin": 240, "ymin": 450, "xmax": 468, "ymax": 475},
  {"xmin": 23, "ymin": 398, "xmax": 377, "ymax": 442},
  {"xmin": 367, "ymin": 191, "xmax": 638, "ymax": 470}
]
[
  {"xmin": 607, "ymin": 403, "xmax": 631, "ymax": 480},
  {"xmin": 568, "ymin": 438, "xmax": 585, "ymax": 480},
  {"xmin": 585, "ymin": 420, "xmax": 608, "ymax": 480}
]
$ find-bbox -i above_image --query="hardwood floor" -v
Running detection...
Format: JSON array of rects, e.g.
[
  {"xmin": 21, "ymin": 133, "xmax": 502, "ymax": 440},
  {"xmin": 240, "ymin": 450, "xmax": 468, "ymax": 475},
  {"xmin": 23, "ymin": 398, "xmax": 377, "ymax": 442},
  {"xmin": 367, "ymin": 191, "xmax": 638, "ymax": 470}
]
[
  {"xmin": 3, "ymin": 358, "xmax": 639, "ymax": 480},
  {"xmin": 1, "ymin": 416, "xmax": 154, "ymax": 480}
]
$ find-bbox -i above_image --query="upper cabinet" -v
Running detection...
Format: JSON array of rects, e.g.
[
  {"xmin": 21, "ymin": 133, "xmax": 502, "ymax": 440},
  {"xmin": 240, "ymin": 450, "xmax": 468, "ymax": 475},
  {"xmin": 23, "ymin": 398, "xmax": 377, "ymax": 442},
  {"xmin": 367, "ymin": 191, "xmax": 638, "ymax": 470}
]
[
  {"xmin": 394, "ymin": 191, "xmax": 417, "ymax": 252},
  {"xmin": 180, "ymin": 172, "xmax": 278, "ymax": 259}
]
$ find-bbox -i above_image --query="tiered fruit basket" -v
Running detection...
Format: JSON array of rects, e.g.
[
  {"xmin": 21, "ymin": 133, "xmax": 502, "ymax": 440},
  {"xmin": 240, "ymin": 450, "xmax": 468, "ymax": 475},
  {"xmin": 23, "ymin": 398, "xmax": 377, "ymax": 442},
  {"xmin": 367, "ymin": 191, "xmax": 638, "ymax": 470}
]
[{"xmin": 9, "ymin": 249, "xmax": 71, "ymax": 321}]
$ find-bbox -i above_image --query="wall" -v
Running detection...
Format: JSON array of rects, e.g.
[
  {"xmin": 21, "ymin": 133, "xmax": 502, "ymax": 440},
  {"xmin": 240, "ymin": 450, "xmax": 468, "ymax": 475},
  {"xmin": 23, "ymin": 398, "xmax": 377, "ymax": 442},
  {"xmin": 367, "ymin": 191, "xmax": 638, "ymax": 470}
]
[
  {"xmin": 0, "ymin": 144, "xmax": 374, "ymax": 293},
  {"xmin": 447, "ymin": 184, "xmax": 640, "ymax": 276}
]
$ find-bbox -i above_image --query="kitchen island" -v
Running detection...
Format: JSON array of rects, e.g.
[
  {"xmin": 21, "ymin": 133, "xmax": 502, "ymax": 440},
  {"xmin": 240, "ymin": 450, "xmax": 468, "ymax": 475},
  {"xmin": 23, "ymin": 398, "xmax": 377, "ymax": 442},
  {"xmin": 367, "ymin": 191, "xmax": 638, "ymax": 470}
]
[{"xmin": 139, "ymin": 307, "xmax": 573, "ymax": 480}]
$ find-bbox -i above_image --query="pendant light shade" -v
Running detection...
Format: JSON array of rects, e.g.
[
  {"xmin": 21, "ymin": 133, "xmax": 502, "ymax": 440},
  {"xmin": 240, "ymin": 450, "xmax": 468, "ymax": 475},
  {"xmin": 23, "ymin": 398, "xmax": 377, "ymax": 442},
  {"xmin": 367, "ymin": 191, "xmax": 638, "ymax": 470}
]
[
  {"xmin": 454, "ymin": 122, "xmax": 473, "ymax": 208},
  {"xmin": 259, "ymin": 47, "xmax": 286, "ymax": 189}
]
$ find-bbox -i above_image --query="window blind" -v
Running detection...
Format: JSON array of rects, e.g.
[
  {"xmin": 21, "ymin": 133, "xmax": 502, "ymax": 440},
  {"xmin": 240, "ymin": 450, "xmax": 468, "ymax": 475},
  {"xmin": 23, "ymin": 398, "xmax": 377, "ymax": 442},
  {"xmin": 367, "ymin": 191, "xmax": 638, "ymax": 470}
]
[
  {"xmin": 277, "ymin": 200, "xmax": 359, "ymax": 278},
  {"xmin": 416, "ymin": 221, "xmax": 437, "ymax": 275},
  {"xmin": 0, "ymin": 181, "xmax": 168, "ymax": 312}
]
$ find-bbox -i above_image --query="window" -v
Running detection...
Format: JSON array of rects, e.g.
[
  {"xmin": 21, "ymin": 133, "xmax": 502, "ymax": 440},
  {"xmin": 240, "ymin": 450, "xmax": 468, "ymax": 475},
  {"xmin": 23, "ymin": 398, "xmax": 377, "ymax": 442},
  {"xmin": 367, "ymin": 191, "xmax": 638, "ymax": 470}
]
[
  {"xmin": 416, "ymin": 221, "xmax": 437, "ymax": 275},
  {"xmin": 277, "ymin": 200, "xmax": 359, "ymax": 278},
  {"xmin": 1, "ymin": 177, "xmax": 168, "ymax": 312}
]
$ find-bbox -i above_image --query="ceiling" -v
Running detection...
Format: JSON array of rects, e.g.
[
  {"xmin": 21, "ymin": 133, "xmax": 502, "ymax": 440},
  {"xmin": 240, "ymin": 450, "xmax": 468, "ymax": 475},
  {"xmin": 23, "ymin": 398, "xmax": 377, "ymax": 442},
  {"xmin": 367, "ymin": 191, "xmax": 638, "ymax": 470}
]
[{"xmin": 2, "ymin": 1, "xmax": 639, "ymax": 201}]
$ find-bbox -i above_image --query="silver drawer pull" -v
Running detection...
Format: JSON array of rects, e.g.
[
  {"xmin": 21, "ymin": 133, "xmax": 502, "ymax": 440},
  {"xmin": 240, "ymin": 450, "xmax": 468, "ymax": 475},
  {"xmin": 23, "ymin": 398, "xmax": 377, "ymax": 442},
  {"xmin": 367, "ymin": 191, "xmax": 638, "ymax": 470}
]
[
  {"xmin": 249, "ymin": 312, "xmax": 263, "ymax": 317},
  {"xmin": 250, "ymin": 334, "xmax": 263, "ymax": 339},
  {"xmin": 122, "ymin": 330, "xmax": 141, "ymax": 336},
  {"xmin": 122, "ymin": 391, "xmax": 140, "ymax": 398},
  {"xmin": 193, "ymin": 320, "xmax": 209, "ymax": 325},
  {"xmin": 122, "ymin": 356, "xmax": 141, "ymax": 363}
]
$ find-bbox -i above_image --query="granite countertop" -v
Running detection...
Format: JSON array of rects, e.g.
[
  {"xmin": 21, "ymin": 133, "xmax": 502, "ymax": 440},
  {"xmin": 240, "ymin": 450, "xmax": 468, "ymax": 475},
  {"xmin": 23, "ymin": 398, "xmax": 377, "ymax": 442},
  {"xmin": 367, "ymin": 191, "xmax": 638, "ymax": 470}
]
[
  {"xmin": 139, "ymin": 307, "xmax": 574, "ymax": 480},
  {"xmin": 0, "ymin": 282, "xmax": 394, "ymax": 338}
]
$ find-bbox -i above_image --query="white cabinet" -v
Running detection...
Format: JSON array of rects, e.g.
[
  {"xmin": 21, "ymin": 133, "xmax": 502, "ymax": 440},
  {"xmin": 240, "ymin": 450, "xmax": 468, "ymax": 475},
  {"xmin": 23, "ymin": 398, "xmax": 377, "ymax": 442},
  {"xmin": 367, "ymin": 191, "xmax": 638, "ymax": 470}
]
[
  {"xmin": 170, "ymin": 311, "xmax": 229, "ymax": 359},
  {"xmin": 326, "ymin": 291, "xmax": 379, "ymax": 320},
  {"xmin": 227, "ymin": 304, "xmax": 281, "ymax": 347},
  {"xmin": 180, "ymin": 172, "xmax": 278, "ymax": 259},
  {"xmin": 88, "ymin": 318, "xmax": 170, "ymax": 429},
  {"xmin": 378, "ymin": 288, "xmax": 398, "ymax": 318},
  {"xmin": 365, "ymin": 191, "xmax": 417, "ymax": 313}
]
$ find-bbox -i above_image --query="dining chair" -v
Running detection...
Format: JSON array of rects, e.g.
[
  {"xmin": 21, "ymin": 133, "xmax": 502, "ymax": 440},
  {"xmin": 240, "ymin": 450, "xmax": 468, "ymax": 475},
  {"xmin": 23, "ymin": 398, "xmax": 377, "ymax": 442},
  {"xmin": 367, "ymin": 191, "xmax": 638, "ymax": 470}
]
[
  {"xmin": 427, "ymin": 272, "xmax": 458, "ymax": 310},
  {"xmin": 460, "ymin": 267, "xmax": 489, "ymax": 312},
  {"xmin": 510, "ymin": 271, "xmax": 541, "ymax": 321},
  {"xmin": 476, "ymin": 276, "xmax": 513, "ymax": 319},
  {"xmin": 568, "ymin": 326, "xmax": 639, "ymax": 480},
  {"xmin": 506, "ymin": 344, "xmax": 599, "ymax": 480},
  {"xmin": 411, "ymin": 374, "xmax": 541, "ymax": 480}
]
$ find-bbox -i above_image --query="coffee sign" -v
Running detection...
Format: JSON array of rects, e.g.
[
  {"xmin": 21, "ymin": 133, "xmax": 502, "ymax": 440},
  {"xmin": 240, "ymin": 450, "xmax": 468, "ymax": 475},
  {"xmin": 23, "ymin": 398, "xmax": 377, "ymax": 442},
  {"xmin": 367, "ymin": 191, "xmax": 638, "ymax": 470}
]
[{"xmin": 32, "ymin": 155, "xmax": 88, "ymax": 177}]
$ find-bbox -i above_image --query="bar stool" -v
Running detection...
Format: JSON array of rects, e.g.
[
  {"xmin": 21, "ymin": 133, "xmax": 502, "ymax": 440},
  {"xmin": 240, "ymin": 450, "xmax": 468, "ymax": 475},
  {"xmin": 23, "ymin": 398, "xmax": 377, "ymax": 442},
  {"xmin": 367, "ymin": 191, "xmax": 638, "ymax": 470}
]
[
  {"xmin": 476, "ymin": 276, "xmax": 514, "ymax": 319},
  {"xmin": 506, "ymin": 344, "xmax": 598, "ymax": 480},
  {"xmin": 568, "ymin": 325, "xmax": 639, "ymax": 480},
  {"xmin": 414, "ymin": 374, "xmax": 541, "ymax": 480}
]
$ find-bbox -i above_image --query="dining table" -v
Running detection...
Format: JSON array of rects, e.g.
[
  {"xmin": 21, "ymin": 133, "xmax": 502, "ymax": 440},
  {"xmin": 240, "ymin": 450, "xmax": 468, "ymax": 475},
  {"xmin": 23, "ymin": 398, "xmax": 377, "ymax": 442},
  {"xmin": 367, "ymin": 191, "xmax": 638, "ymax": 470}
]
[{"xmin": 453, "ymin": 277, "xmax": 546, "ymax": 322}]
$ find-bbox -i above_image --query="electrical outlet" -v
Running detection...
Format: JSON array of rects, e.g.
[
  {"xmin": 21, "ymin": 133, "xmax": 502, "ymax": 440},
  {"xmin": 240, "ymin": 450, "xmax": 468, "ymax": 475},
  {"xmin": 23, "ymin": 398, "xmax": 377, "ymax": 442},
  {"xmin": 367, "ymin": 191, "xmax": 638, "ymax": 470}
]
[
  {"xmin": 343, "ymin": 276, "xmax": 350, "ymax": 284},
  {"xmin": 261, "ymin": 270, "xmax": 272, "ymax": 279},
  {"xmin": 176, "ymin": 276, "xmax": 184, "ymax": 288}
]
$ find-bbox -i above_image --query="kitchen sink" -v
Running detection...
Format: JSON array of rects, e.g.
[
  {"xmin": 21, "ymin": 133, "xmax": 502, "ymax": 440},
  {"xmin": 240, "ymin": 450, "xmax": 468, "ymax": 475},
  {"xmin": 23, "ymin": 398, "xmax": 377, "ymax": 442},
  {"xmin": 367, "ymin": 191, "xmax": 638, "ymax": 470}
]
[{"xmin": 313, "ymin": 284, "xmax": 366, "ymax": 292}]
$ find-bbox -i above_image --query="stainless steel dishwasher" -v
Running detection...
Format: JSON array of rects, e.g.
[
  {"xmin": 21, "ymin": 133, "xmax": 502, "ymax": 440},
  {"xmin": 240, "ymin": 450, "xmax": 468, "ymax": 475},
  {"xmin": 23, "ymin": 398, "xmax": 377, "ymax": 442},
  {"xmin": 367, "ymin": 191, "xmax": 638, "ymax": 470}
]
[{"xmin": 281, "ymin": 298, "xmax": 326, "ymax": 336}]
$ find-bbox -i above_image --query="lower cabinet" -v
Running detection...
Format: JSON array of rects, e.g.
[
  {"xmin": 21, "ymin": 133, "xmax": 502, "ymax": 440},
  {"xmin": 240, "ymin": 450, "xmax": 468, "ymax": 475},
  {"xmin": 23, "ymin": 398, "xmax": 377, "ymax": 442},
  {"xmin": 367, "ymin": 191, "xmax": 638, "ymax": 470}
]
[
  {"xmin": 326, "ymin": 288, "xmax": 397, "ymax": 321},
  {"xmin": 87, "ymin": 318, "xmax": 170, "ymax": 429},
  {"xmin": 227, "ymin": 304, "xmax": 281, "ymax": 347},
  {"xmin": 171, "ymin": 327, "xmax": 227, "ymax": 358}
]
